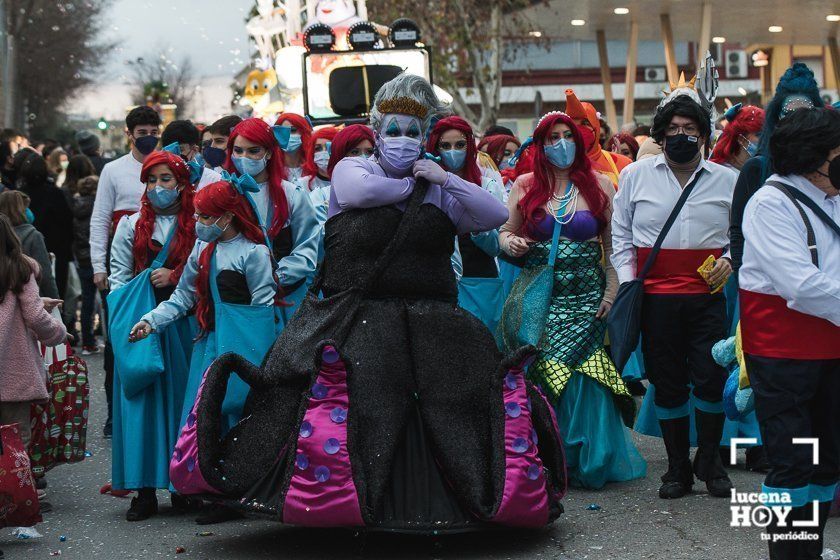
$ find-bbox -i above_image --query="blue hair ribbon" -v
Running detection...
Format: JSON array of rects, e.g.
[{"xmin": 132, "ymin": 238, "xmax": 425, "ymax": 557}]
[
  {"xmin": 273, "ymin": 125, "xmax": 292, "ymax": 150},
  {"xmin": 508, "ymin": 137, "xmax": 533, "ymax": 167},
  {"xmin": 723, "ymin": 103, "xmax": 742, "ymax": 123},
  {"xmin": 162, "ymin": 142, "xmax": 181, "ymax": 155}
]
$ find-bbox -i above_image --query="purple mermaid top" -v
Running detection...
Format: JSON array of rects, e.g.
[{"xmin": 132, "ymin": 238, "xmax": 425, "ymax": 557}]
[
  {"xmin": 532, "ymin": 210, "xmax": 600, "ymax": 242},
  {"xmin": 329, "ymin": 157, "xmax": 508, "ymax": 235}
]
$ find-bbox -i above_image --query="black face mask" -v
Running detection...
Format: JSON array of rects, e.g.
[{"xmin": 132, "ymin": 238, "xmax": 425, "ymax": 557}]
[
  {"xmin": 818, "ymin": 156, "xmax": 840, "ymax": 189},
  {"xmin": 134, "ymin": 135, "xmax": 159, "ymax": 156},
  {"xmin": 202, "ymin": 146, "xmax": 227, "ymax": 168},
  {"xmin": 664, "ymin": 134, "xmax": 700, "ymax": 164}
]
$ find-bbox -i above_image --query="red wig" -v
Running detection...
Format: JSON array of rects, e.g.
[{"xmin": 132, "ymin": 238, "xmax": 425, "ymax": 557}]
[
  {"xmin": 193, "ymin": 180, "xmax": 269, "ymax": 333},
  {"xmin": 425, "ymin": 116, "xmax": 482, "ymax": 186},
  {"xmin": 327, "ymin": 124, "xmax": 374, "ymax": 176},
  {"xmin": 608, "ymin": 133, "xmax": 640, "ymax": 161},
  {"xmin": 224, "ymin": 118, "xmax": 289, "ymax": 237},
  {"xmin": 710, "ymin": 105, "xmax": 765, "ymax": 164},
  {"xmin": 301, "ymin": 126, "xmax": 339, "ymax": 186},
  {"xmin": 518, "ymin": 113, "xmax": 609, "ymax": 238},
  {"xmin": 478, "ymin": 134, "xmax": 521, "ymax": 168},
  {"xmin": 135, "ymin": 151, "xmax": 196, "ymax": 283},
  {"xmin": 275, "ymin": 112, "xmax": 313, "ymax": 165}
]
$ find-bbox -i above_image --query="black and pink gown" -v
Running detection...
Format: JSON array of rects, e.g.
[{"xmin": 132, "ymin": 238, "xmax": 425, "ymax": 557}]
[{"xmin": 169, "ymin": 156, "xmax": 568, "ymax": 531}]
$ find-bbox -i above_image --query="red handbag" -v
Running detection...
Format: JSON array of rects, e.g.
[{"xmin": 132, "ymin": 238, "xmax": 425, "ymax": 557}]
[
  {"xmin": 0, "ymin": 422, "xmax": 41, "ymax": 528},
  {"xmin": 29, "ymin": 344, "xmax": 90, "ymax": 476}
]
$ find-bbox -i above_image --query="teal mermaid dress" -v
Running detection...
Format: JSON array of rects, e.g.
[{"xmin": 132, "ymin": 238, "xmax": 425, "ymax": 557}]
[{"xmin": 499, "ymin": 210, "xmax": 647, "ymax": 489}]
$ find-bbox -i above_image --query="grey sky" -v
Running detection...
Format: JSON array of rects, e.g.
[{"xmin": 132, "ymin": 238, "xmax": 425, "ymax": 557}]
[{"xmin": 101, "ymin": 0, "xmax": 256, "ymax": 82}]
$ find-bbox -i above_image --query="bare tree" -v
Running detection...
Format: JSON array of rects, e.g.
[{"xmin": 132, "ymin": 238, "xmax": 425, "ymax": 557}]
[
  {"xmin": 368, "ymin": 0, "xmax": 535, "ymax": 132},
  {"xmin": 4, "ymin": 0, "xmax": 114, "ymax": 135},
  {"xmin": 127, "ymin": 50, "xmax": 198, "ymax": 118}
]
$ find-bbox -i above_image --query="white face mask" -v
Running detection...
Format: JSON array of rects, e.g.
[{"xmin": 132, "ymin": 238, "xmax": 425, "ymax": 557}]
[{"xmin": 314, "ymin": 151, "xmax": 330, "ymax": 173}]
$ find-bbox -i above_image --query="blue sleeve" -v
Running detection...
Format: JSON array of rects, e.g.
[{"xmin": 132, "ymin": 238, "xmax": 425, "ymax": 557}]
[
  {"xmin": 245, "ymin": 244, "xmax": 277, "ymax": 306},
  {"xmin": 141, "ymin": 241, "xmax": 202, "ymax": 331},
  {"xmin": 108, "ymin": 216, "xmax": 136, "ymax": 291},
  {"xmin": 309, "ymin": 186, "xmax": 330, "ymax": 262},
  {"xmin": 277, "ymin": 181, "xmax": 319, "ymax": 288}
]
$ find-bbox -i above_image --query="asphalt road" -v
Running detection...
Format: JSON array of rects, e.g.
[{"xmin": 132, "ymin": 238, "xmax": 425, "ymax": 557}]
[{"xmin": 3, "ymin": 352, "xmax": 838, "ymax": 560}]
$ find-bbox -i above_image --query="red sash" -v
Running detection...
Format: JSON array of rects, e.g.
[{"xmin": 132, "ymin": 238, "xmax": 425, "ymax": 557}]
[
  {"xmin": 636, "ymin": 247, "xmax": 723, "ymax": 294},
  {"xmin": 740, "ymin": 290, "xmax": 840, "ymax": 359},
  {"xmin": 111, "ymin": 209, "xmax": 135, "ymax": 236}
]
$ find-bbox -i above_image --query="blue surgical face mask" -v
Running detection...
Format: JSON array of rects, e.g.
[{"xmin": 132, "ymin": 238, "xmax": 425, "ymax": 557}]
[
  {"xmin": 147, "ymin": 186, "xmax": 180, "ymax": 209},
  {"xmin": 440, "ymin": 149, "xmax": 467, "ymax": 171},
  {"xmin": 746, "ymin": 141, "xmax": 758, "ymax": 157},
  {"xmin": 233, "ymin": 155, "xmax": 268, "ymax": 177},
  {"xmin": 195, "ymin": 217, "xmax": 226, "ymax": 243},
  {"xmin": 544, "ymin": 138, "xmax": 576, "ymax": 169},
  {"xmin": 498, "ymin": 160, "xmax": 512, "ymax": 171},
  {"xmin": 24, "ymin": 207, "xmax": 35, "ymax": 224},
  {"xmin": 285, "ymin": 134, "xmax": 302, "ymax": 154},
  {"xmin": 202, "ymin": 146, "xmax": 227, "ymax": 168},
  {"xmin": 313, "ymin": 151, "xmax": 331, "ymax": 173}
]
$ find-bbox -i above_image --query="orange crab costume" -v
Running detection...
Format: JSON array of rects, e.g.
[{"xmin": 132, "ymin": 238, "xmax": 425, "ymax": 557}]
[{"xmin": 564, "ymin": 89, "xmax": 632, "ymax": 188}]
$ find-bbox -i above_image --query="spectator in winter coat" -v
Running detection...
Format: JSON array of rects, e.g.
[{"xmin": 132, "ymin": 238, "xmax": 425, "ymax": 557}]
[
  {"xmin": 0, "ymin": 190, "xmax": 59, "ymax": 299},
  {"xmin": 72, "ymin": 176, "xmax": 100, "ymax": 352},
  {"xmin": 76, "ymin": 130, "xmax": 111, "ymax": 175},
  {"xmin": 0, "ymin": 214, "xmax": 67, "ymax": 450}
]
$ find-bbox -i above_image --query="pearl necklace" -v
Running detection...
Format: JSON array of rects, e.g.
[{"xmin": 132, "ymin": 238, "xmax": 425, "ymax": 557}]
[{"xmin": 548, "ymin": 183, "xmax": 578, "ymax": 225}]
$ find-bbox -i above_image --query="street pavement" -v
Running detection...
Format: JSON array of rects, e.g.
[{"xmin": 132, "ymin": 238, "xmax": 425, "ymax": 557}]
[{"xmin": 3, "ymin": 352, "xmax": 838, "ymax": 560}]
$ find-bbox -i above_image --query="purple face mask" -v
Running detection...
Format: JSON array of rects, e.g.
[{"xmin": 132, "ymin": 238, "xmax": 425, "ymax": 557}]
[{"xmin": 376, "ymin": 135, "xmax": 422, "ymax": 176}]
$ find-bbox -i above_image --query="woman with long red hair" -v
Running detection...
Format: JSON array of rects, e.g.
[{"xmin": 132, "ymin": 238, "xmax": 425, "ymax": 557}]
[
  {"xmin": 130, "ymin": 178, "xmax": 276, "ymax": 524},
  {"xmin": 477, "ymin": 133, "xmax": 521, "ymax": 193},
  {"xmin": 426, "ymin": 116, "xmax": 506, "ymax": 331},
  {"xmin": 710, "ymin": 104, "xmax": 765, "ymax": 171},
  {"xmin": 306, "ymin": 124, "xmax": 373, "ymax": 263},
  {"xmin": 224, "ymin": 117, "xmax": 319, "ymax": 322},
  {"xmin": 107, "ymin": 150, "xmax": 198, "ymax": 521},
  {"xmin": 498, "ymin": 111, "xmax": 645, "ymax": 489},
  {"xmin": 273, "ymin": 112, "xmax": 313, "ymax": 181}
]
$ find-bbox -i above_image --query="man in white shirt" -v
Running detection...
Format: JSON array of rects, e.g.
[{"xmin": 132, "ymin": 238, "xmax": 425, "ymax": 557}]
[
  {"xmin": 160, "ymin": 120, "xmax": 222, "ymax": 190},
  {"xmin": 740, "ymin": 108, "xmax": 840, "ymax": 559},
  {"xmin": 612, "ymin": 95, "xmax": 736, "ymax": 500},
  {"xmin": 89, "ymin": 105, "xmax": 161, "ymax": 437}
]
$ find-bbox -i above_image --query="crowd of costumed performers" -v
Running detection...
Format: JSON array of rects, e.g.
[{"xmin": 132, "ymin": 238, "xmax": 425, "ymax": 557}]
[{"xmin": 92, "ymin": 66, "xmax": 840, "ymax": 555}]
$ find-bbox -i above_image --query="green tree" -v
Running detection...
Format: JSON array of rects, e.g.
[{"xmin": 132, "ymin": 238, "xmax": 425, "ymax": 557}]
[{"xmin": 4, "ymin": 0, "xmax": 114, "ymax": 137}]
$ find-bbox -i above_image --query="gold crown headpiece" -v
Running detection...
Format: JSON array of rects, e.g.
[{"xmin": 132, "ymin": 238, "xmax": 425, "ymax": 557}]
[
  {"xmin": 376, "ymin": 97, "xmax": 429, "ymax": 119},
  {"xmin": 663, "ymin": 72, "xmax": 697, "ymax": 95}
]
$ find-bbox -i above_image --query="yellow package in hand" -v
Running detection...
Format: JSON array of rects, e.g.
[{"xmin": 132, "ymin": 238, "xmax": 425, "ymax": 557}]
[{"xmin": 697, "ymin": 255, "xmax": 724, "ymax": 294}]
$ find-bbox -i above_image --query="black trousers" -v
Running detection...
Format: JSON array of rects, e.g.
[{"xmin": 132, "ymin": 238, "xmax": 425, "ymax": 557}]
[
  {"xmin": 641, "ymin": 293, "xmax": 728, "ymax": 410},
  {"xmin": 747, "ymin": 355, "xmax": 840, "ymax": 499}
]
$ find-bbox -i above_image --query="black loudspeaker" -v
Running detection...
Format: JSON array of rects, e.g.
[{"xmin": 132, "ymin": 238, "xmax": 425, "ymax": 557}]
[{"xmin": 328, "ymin": 65, "xmax": 403, "ymax": 116}]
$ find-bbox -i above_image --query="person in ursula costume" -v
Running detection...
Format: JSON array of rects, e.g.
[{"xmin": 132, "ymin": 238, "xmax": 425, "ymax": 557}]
[
  {"xmin": 168, "ymin": 74, "xmax": 568, "ymax": 531},
  {"xmin": 309, "ymin": 124, "xmax": 374, "ymax": 265},
  {"xmin": 224, "ymin": 117, "xmax": 319, "ymax": 323},
  {"xmin": 564, "ymin": 89, "xmax": 632, "ymax": 188},
  {"xmin": 273, "ymin": 113, "xmax": 313, "ymax": 182},
  {"xmin": 107, "ymin": 150, "xmax": 197, "ymax": 521},
  {"xmin": 740, "ymin": 107, "xmax": 840, "ymax": 560},
  {"xmin": 498, "ymin": 111, "xmax": 645, "ymax": 489},
  {"xmin": 130, "ymin": 178, "xmax": 277, "ymax": 525},
  {"xmin": 299, "ymin": 126, "xmax": 338, "ymax": 265},
  {"xmin": 612, "ymin": 94, "xmax": 737, "ymax": 500},
  {"xmin": 426, "ymin": 116, "xmax": 506, "ymax": 333}
]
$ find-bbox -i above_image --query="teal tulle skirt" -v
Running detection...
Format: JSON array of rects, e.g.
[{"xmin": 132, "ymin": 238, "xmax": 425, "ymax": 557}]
[{"xmin": 557, "ymin": 373, "xmax": 648, "ymax": 489}]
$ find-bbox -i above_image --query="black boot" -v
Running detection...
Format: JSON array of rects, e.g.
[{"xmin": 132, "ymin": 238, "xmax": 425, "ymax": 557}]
[
  {"xmin": 693, "ymin": 409, "xmax": 733, "ymax": 497},
  {"xmin": 745, "ymin": 446, "xmax": 771, "ymax": 473},
  {"xmin": 126, "ymin": 488, "xmax": 158, "ymax": 522},
  {"xmin": 798, "ymin": 501, "xmax": 831, "ymax": 560},
  {"xmin": 658, "ymin": 416, "xmax": 694, "ymax": 499},
  {"xmin": 766, "ymin": 506, "xmax": 801, "ymax": 560}
]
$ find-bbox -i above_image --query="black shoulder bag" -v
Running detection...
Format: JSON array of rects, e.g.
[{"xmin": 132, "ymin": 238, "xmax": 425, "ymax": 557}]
[{"xmin": 607, "ymin": 169, "xmax": 705, "ymax": 372}]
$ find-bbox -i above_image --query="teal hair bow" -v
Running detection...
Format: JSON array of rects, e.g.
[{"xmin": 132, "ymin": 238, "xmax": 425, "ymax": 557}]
[
  {"xmin": 508, "ymin": 137, "xmax": 533, "ymax": 167},
  {"xmin": 162, "ymin": 142, "xmax": 181, "ymax": 155},
  {"xmin": 187, "ymin": 161, "xmax": 203, "ymax": 184},
  {"xmin": 220, "ymin": 170, "xmax": 261, "ymax": 195},
  {"xmin": 723, "ymin": 103, "xmax": 743, "ymax": 123},
  {"xmin": 273, "ymin": 125, "xmax": 291, "ymax": 150}
]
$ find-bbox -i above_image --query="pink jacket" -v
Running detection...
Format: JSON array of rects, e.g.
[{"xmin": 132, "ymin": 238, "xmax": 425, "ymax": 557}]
[{"xmin": 0, "ymin": 265, "xmax": 67, "ymax": 403}]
